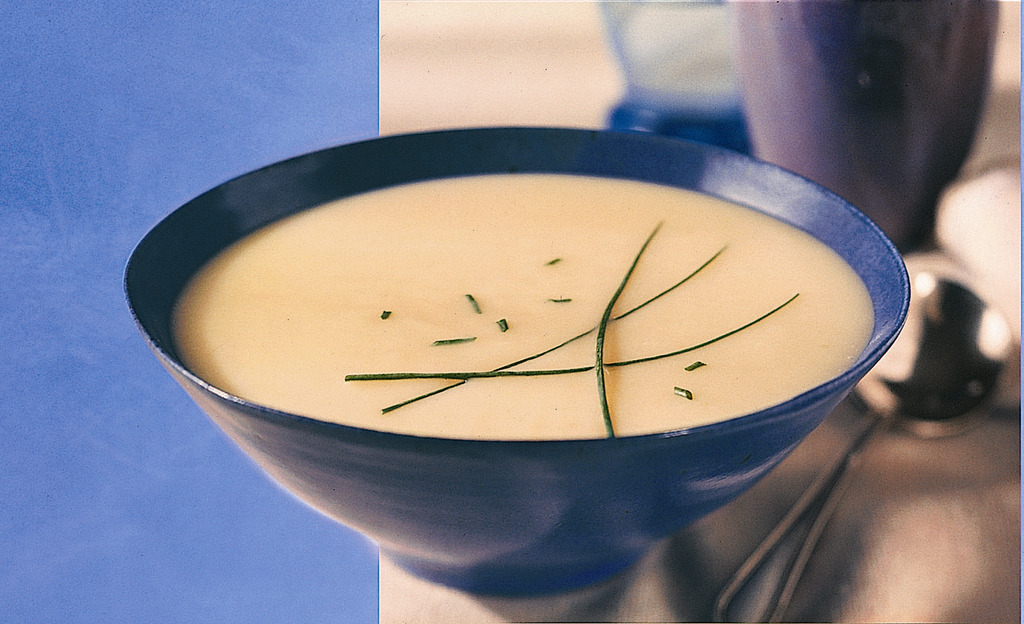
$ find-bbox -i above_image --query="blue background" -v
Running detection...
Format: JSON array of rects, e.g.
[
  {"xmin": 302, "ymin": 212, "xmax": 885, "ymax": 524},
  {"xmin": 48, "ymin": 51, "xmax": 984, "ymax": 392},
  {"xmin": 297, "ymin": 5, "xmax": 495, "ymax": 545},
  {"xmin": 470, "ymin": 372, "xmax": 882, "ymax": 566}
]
[{"xmin": 2, "ymin": 2, "xmax": 380, "ymax": 622}]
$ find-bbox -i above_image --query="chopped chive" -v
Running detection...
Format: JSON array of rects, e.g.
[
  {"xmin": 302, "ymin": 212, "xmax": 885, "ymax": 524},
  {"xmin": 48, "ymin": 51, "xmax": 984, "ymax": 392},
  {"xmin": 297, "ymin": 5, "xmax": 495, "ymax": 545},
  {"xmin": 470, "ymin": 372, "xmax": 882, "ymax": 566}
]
[
  {"xmin": 685, "ymin": 361, "xmax": 706, "ymax": 371},
  {"xmin": 674, "ymin": 387, "xmax": 694, "ymax": 400},
  {"xmin": 497, "ymin": 318, "xmax": 509, "ymax": 332},
  {"xmin": 431, "ymin": 337, "xmax": 477, "ymax": 346},
  {"xmin": 546, "ymin": 257, "xmax": 562, "ymax": 266},
  {"xmin": 548, "ymin": 298, "xmax": 573, "ymax": 303},
  {"xmin": 465, "ymin": 294, "xmax": 482, "ymax": 314},
  {"xmin": 380, "ymin": 310, "xmax": 392, "ymax": 320}
]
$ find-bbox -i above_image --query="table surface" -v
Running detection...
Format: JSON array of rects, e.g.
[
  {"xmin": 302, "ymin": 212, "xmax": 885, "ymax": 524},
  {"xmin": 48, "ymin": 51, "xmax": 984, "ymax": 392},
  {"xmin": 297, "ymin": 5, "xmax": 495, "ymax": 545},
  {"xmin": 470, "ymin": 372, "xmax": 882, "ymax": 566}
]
[{"xmin": 3, "ymin": 2, "xmax": 1018, "ymax": 623}]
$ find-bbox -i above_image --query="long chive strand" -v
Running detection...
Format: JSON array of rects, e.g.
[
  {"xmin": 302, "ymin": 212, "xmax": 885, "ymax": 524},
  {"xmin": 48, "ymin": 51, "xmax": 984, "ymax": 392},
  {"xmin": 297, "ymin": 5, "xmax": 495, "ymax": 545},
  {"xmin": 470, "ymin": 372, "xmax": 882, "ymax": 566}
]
[
  {"xmin": 347, "ymin": 293, "xmax": 798, "ymax": 383},
  {"xmin": 381, "ymin": 381, "xmax": 465, "ymax": 414},
  {"xmin": 596, "ymin": 222, "xmax": 663, "ymax": 437},
  {"xmin": 607, "ymin": 293, "xmax": 800, "ymax": 368},
  {"xmin": 613, "ymin": 245, "xmax": 726, "ymax": 322},
  {"xmin": 376, "ymin": 331, "xmax": 591, "ymax": 414},
  {"xmin": 346, "ymin": 366, "xmax": 593, "ymax": 382}
]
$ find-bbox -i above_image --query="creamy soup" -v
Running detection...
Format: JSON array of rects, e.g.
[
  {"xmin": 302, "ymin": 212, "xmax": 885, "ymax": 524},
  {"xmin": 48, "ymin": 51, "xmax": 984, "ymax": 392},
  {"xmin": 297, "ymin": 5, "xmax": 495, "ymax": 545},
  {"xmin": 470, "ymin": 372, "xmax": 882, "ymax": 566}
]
[{"xmin": 172, "ymin": 174, "xmax": 873, "ymax": 440}]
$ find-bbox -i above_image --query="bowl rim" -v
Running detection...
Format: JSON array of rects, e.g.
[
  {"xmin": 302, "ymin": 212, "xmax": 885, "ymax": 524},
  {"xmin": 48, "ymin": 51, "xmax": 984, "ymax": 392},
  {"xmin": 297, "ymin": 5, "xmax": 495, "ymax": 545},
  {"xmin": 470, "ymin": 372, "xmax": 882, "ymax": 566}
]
[{"xmin": 125, "ymin": 125, "xmax": 910, "ymax": 449}]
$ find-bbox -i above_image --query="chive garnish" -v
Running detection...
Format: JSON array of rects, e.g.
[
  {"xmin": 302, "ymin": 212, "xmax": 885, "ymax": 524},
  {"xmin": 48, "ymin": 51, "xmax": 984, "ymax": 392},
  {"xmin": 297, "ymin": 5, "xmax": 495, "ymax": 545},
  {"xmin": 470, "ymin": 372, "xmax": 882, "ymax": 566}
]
[
  {"xmin": 497, "ymin": 318, "xmax": 509, "ymax": 332},
  {"xmin": 465, "ymin": 294, "xmax": 482, "ymax": 314},
  {"xmin": 381, "ymin": 381, "xmax": 463, "ymax": 413},
  {"xmin": 431, "ymin": 337, "xmax": 477, "ymax": 346},
  {"xmin": 685, "ymin": 361, "xmax": 706, "ymax": 371},
  {"xmin": 674, "ymin": 387, "xmax": 694, "ymax": 400},
  {"xmin": 548, "ymin": 298, "xmax": 572, "ymax": 303},
  {"xmin": 607, "ymin": 293, "xmax": 799, "ymax": 368},
  {"xmin": 381, "ymin": 310, "xmax": 392, "ymax": 320},
  {"xmin": 347, "ymin": 366, "xmax": 592, "ymax": 381},
  {"xmin": 498, "ymin": 245, "xmax": 727, "ymax": 370},
  {"xmin": 614, "ymin": 245, "xmax": 726, "ymax": 322},
  {"xmin": 595, "ymin": 222, "xmax": 663, "ymax": 437},
  {"xmin": 365, "ymin": 243, "xmax": 728, "ymax": 413},
  {"xmin": 546, "ymin": 258, "xmax": 562, "ymax": 266},
  {"xmin": 344, "ymin": 293, "xmax": 798, "ymax": 382},
  {"xmin": 381, "ymin": 381, "xmax": 465, "ymax": 414}
]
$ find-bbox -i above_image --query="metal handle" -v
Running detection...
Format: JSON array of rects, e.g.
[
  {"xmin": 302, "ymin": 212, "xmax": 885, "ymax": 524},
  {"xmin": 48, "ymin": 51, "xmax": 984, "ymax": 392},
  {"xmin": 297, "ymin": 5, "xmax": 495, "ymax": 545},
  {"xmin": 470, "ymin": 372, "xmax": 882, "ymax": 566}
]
[{"xmin": 713, "ymin": 417, "xmax": 882, "ymax": 622}]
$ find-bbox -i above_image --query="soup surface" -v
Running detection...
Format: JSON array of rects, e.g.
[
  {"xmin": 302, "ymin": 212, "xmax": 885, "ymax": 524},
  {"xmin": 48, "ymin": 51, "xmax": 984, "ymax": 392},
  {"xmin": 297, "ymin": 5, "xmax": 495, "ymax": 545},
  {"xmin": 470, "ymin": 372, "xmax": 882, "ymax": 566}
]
[{"xmin": 173, "ymin": 174, "xmax": 873, "ymax": 439}]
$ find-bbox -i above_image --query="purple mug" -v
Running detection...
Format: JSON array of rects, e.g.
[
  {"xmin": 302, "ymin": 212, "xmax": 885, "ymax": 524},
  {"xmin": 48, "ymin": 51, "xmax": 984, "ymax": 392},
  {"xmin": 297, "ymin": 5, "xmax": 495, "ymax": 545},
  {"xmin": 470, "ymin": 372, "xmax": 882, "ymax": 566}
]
[{"xmin": 731, "ymin": 1, "xmax": 997, "ymax": 251}]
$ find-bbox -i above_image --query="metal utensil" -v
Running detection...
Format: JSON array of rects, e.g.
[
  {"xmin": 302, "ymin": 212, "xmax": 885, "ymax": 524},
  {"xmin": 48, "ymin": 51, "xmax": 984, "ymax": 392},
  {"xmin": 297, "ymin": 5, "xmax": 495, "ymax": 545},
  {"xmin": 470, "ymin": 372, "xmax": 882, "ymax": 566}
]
[{"xmin": 713, "ymin": 252, "xmax": 1013, "ymax": 623}]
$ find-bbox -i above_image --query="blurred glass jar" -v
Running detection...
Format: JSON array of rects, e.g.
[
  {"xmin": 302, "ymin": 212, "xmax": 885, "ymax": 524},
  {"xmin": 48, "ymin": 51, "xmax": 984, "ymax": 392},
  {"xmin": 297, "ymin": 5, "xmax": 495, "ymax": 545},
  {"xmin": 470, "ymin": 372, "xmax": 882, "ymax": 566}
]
[
  {"xmin": 731, "ymin": 2, "xmax": 998, "ymax": 251},
  {"xmin": 600, "ymin": 1, "xmax": 750, "ymax": 153}
]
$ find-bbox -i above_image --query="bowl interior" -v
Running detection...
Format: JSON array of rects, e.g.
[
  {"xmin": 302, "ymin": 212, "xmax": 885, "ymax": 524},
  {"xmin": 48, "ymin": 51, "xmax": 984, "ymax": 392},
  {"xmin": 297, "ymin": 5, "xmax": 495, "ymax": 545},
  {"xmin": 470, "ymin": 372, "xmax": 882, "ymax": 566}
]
[{"xmin": 126, "ymin": 127, "xmax": 909, "ymax": 438}]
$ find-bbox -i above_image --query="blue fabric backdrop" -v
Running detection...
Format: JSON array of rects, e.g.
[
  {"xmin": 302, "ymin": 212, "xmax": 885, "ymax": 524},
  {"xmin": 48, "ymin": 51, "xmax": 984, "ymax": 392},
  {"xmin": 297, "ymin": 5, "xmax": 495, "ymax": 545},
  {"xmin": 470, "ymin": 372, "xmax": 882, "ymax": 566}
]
[{"xmin": 1, "ymin": 2, "xmax": 380, "ymax": 621}]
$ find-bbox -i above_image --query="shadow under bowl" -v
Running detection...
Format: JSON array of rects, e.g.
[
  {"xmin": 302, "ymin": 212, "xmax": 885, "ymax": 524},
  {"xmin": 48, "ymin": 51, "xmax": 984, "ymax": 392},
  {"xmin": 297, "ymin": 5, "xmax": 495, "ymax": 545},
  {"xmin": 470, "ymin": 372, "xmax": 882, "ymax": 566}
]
[{"xmin": 125, "ymin": 127, "xmax": 909, "ymax": 596}]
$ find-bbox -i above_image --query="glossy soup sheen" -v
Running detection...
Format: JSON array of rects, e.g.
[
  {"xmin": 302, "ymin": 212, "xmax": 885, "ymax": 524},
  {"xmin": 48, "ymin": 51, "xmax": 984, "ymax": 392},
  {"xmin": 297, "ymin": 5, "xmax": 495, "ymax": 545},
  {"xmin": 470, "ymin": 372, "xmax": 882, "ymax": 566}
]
[{"xmin": 173, "ymin": 174, "xmax": 873, "ymax": 440}]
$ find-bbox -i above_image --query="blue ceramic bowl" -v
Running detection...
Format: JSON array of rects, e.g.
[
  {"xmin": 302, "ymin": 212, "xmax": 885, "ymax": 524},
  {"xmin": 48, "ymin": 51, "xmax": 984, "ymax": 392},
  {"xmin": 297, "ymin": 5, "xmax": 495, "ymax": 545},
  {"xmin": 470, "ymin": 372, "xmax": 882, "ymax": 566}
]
[{"xmin": 125, "ymin": 127, "xmax": 908, "ymax": 596}]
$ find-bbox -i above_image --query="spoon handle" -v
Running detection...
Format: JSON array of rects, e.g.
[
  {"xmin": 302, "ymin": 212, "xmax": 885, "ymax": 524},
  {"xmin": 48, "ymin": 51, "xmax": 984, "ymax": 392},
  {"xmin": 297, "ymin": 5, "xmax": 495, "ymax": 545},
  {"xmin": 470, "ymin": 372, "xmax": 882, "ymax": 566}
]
[{"xmin": 713, "ymin": 416, "xmax": 883, "ymax": 623}]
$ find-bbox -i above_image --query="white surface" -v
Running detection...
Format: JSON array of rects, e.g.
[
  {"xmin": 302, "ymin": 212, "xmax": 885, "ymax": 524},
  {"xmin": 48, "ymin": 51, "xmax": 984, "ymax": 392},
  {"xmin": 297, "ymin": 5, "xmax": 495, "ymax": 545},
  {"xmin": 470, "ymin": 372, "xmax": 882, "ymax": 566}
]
[{"xmin": 379, "ymin": 1, "xmax": 623, "ymax": 135}]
